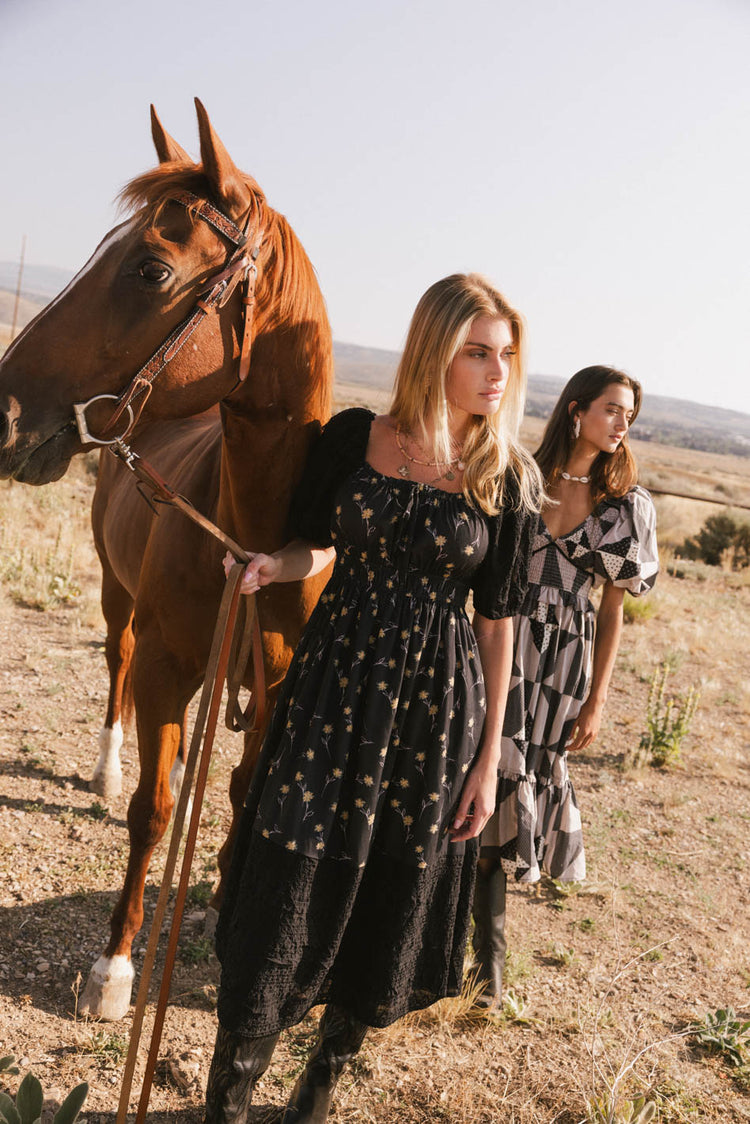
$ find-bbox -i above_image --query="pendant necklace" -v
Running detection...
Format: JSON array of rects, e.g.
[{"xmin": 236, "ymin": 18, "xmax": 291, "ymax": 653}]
[{"xmin": 395, "ymin": 425, "xmax": 464, "ymax": 482}]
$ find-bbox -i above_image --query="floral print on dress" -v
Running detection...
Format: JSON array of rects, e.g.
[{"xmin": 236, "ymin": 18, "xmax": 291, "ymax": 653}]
[{"xmin": 252, "ymin": 465, "xmax": 490, "ymax": 869}]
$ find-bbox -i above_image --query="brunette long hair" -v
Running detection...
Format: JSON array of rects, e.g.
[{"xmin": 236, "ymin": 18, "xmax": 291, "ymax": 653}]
[
  {"xmin": 534, "ymin": 366, "xmax": 641, "ymax": 503},
  {"xmin": 390, "ymin": 273, "xmax": 543, "ymax": 515}
]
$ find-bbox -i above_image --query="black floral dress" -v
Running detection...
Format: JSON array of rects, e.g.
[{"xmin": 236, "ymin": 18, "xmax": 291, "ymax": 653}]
[{"xmin": 216, "ymin": 409, "xmax": 534, "ymax": 1034}]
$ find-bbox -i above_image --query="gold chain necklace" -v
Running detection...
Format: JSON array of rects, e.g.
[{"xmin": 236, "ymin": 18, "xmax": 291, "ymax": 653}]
[{"xmin": 395, "ymin": 425, "xmax": 465, "ymax": 482}]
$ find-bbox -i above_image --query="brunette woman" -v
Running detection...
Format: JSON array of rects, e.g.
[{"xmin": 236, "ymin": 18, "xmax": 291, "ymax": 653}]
[
  {"xmin": 205, "ymin": 274, "xmax": 543, "ymax": 1122},
  {"xmin": 473, "ymin": 366, "xmax": 658, "ymax": 1006}
]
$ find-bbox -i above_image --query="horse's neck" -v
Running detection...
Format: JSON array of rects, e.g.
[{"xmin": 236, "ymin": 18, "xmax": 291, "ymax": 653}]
[{"xmin": 216, "ymin": 339, "xmax": 332, "ymax": 553}]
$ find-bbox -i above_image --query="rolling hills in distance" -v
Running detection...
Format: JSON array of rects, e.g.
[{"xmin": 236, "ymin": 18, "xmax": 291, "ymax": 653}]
[{"xmin": 2, "ymin": 262, "xmax": 749, "ymax": 456}]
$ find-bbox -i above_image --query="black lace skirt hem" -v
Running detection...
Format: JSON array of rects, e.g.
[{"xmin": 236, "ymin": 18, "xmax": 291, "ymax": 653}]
[{"xmin": 216, "ymin": 831, "xmax": 477, "ymax": 1035}]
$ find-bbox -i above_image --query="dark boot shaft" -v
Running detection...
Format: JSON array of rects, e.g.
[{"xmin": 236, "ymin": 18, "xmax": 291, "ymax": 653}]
[
  {"xmin": 280, "ymin": 1005, "xmax": 369, "ymax": 1124},
  {"xmin": 204, "ymin": 1025, "xmax": 280, "ymax": 1123}
]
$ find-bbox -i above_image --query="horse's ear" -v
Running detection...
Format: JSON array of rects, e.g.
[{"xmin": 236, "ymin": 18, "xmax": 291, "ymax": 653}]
[
  {"xmin": 194, "ymin": 97, "xmax": 252, "ymax": 220},
  {"xmin": 150, "ymin": 105, "xmax": 191, "ymax": 164}
]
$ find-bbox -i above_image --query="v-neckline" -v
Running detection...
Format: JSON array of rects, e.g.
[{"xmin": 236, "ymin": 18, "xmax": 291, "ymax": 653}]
[{"xmin": 539, "ymin": 501, "xmax": 603, "ymax": 543}]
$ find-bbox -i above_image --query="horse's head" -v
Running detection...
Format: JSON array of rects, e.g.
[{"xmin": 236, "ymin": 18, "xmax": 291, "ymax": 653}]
[{"xmin": 0, "ymin": 99, "xmax": 331, "ymax": 484}]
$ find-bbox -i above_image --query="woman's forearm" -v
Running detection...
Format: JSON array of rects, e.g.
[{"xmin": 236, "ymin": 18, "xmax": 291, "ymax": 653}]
[
  {"xmin": 587, "ymin": 583, "xmax": 625, "ymax": 707},
  {"xmin": 472, "ymin": 613, "xmax": 514, "ymax": 770},
  {"xmin": 267, "ymin": 541, "xmax": 337, "ymax": 583},
  {"xmin": 225, "ymin": 540, "xmax": 336, "ymax": 594}
]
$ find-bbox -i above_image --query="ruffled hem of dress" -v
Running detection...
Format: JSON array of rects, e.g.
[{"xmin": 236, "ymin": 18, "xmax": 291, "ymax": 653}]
[
  {"xmin": 482, "ymin": 774, "xmax": 586, "ymax": 884},
  {"xmin": 216, "ymin": 831, "xmax": 478, "ymax": 1035}
]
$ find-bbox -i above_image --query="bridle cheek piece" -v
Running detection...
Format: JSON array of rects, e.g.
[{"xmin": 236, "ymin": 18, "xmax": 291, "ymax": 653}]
[{"xmin": 73, "ymin": 190, "xmax": 263, "ymax": 447}]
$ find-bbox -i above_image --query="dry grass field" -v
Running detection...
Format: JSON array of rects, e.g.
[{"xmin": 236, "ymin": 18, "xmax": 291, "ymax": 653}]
[{"xmin": 1, "ymin": 388, "xmax": 749, "ymax": 1122}]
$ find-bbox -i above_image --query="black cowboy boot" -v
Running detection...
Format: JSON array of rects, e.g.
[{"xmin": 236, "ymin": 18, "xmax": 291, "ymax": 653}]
[
  {"xmin": 470, "ymin": 860, "xmax": 507, "ymax": 1008},
  {"xmin": 204, "ymin": 1024, "xmax": 280, "ymax": 1123},
  {"xmin": 279, "ymin": 1004, "xmax": 368, "ymax": 1123}
]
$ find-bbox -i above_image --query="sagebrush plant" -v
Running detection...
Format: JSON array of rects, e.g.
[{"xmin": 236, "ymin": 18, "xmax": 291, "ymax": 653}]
[
  {"xmin": 585, "ymin": 1093, "xmax": 656, "ymax": 1123},
  {"xmin": 688, "ymin": 1007, "xmax": 750, "ymax": 1067},
  {"xmin": 85, "ymin": 1030, "xmax": 128, "ymax": 1069},
  {"xmin": 629, "ymin": 663, "xmax": 699, "ymax": 768},
  {"xmin": 622, "ymin": 592, "xmax": 657, "ymax": 624},
  {"xmin": 0, "ymin": 1055, "xmax": 88, "ymax": 1124},
  {"xmin": 502, "ymin": 990, "xmax": 538, "ymax": 1025},
  {"xmin": 0, "ymin": 523, "xmax": 81, "ymax": 611}
]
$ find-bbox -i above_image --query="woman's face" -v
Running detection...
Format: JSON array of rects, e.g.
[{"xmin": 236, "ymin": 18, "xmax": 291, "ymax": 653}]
[
  {"xmin": 445, "ymin": 315, "xmax": 515, "ymax": 424},
  {"xmin": 574, "ymin": 382, "xmax": 635, "ymax": 454}
]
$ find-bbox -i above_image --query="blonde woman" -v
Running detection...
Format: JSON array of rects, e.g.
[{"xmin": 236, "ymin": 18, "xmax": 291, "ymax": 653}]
[
  {"xmin": 205, "ymin": 274, "xmax": 542, "ymax": 1123},
  {"xmin": 473, "ymin": 366, "xmax": 659, "ymax": 1008}
]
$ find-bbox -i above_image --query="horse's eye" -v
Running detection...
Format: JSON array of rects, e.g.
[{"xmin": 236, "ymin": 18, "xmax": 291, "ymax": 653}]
[{"xmin": 139, "ymin": 260, "xmax": 170, "ymax": 284}]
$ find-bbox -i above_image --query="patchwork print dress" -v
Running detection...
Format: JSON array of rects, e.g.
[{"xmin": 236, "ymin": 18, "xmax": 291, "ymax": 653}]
[
  {"xmin": 216, "ymin": 409, "xmax": 534, "ymax": 1034},
  {"xmin": 481, "ymin": 486, "xmax": 658, "ymax": 882}
]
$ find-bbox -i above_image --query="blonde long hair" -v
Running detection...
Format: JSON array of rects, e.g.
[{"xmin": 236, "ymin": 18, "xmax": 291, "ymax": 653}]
[{"xmin": 390, "ymin": 273, "xmax": 543, "ymax": 515}]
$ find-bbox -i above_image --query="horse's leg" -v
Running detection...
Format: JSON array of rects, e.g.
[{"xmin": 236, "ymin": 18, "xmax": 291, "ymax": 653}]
[
  {"xmin": 91, "ymin": 564, "xmax": 135, "ymax": 800},
  {"xmin": 80, "ymin": 636, "xmax": 199, "ymax": 1020},
  {"xmin": 168, "ymin": 703, "xmax": 190, "ymax": 802}
]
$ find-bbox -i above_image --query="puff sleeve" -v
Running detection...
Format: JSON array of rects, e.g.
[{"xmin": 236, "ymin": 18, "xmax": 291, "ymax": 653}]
[
  {"xmin": 592, "ymin": 485, "xmax": 659, "ymax": 596},
  {"xmin": 286, "ymin": 408, "xmax": 374, "ymax": 547},
  {"xmin": 471, "ymin": 472, "xmax": 537, "ymax": 619}
]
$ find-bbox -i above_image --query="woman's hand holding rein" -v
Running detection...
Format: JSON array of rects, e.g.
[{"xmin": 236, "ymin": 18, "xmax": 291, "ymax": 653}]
[
  {"xmin": 223, "ymin": 542, "xmax": 337, "ymax": 594},
  {"xmin": 224, "ymin": 551, "xmax": 282, "ymax": 595}
]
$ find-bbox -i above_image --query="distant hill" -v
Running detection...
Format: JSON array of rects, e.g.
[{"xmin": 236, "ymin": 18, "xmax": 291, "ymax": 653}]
[
  {"xmin": 0, "ymin": 262, "xmax": 74, "ymax": 305},
  {"xmin": 333, "ymin": 343, "xmax": 750, "ymax": 457},
  {"xmin": 2, "ymin": 269, "xmax": 748, "ymax": 457}
]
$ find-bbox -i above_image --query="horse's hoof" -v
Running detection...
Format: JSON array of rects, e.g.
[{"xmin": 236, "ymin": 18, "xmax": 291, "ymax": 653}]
[
  {"xmin": 204, "ymin": 905, "xmax": 219, "ymax": 939},
  {"xmin": 79, "ymin": 954, "xmax": 134, "ymax": 1020},
  {"xmin": 91, "ymin": 724, "xmax": 124, "ymax": 798},
  {"xmin": 89, "ymin": 769, "xmax": 123, "ymax": 800}
]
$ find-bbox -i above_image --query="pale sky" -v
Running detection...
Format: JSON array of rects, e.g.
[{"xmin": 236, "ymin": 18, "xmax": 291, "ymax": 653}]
[{"xmin": 1, "ymin": 0, "xmax": 749, "ymax": 412}]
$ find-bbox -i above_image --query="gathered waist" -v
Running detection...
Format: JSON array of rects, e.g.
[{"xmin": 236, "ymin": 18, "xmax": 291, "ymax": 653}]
[
  {"xmin": 330, "ymin": 556, "xmax": 470, "ymax": 608},
  {"xmin": 520, "ymin": 582, "xmax": 594, "ymax": 614}
]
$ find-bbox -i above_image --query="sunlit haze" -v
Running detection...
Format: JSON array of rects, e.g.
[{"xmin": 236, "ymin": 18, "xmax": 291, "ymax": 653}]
[{"xmin": 1, "ymin": 0, "xmax": 748, "ymax": 412}]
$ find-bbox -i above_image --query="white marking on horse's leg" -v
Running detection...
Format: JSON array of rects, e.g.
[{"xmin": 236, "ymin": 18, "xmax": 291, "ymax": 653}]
[
  {"xmin": 91, "ymin": 721, "xmax": 124, "ymax": 799},
  {"xmin": 169, "ymin": 757, "xmax": 193, "ymax": 824},
  {"xmin": 79, "ymin": 953, "xmax": 134, "ymax": 1021}
]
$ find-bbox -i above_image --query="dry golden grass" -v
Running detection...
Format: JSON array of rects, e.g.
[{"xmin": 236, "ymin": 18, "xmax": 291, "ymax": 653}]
[{"xmin": 1, "ymin": 402, "xmax": 750, "ymax": 1121}]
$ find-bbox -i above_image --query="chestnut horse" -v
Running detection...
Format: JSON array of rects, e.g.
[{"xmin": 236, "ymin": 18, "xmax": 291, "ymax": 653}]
[{"xmin": 0, "ymin": 100, "xmax": 333, "ymax": 1019}]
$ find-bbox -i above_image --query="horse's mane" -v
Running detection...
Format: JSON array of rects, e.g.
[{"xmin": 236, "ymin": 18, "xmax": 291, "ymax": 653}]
[{"xmin": 118, "ymin": 164, "xmax": 331, "ymax": 352}]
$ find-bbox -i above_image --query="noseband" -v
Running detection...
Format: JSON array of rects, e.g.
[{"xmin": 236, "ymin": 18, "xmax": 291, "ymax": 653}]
[{"xmin": 73, "ymin": 190, "xmax": 263, "ymax": 446}]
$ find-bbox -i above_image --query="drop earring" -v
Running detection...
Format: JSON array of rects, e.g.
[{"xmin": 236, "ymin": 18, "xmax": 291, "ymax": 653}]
[{"xmin": 572, "ymin": 417, "xmax": 581, "ymax": 440}]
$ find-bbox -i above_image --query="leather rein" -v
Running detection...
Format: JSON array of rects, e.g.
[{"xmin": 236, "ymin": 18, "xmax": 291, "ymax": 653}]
[{"xmin": 71, "ymin": 189, "xmax": 267, "ymax": 734}]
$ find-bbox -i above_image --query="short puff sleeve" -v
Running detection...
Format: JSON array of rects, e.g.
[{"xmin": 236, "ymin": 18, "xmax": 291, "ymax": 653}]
[
  {"xmin": 286, "ymin": 408, "xmax": 374, "ymax": 547},
  {"xmin": 471, "ymin": 471, "xmax": 537, "ymax": 619},
  {"xmin": 592, "ymin": 485, "xmax": 658, "ymax": 596}
]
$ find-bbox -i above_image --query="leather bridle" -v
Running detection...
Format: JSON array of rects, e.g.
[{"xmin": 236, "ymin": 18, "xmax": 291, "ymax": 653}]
[
  {"xmin": 69, "ymin": 189, "xmax": 269, "ymax": 735},
  {"xmin": 73, "ymin": 189, "xmax": 264, "ymax": 446}
]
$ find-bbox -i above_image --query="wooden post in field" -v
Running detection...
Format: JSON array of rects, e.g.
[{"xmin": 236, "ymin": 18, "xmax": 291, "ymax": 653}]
[{"xmin": 10, "ymin": 235, "xmax": 26, "ymax": 342}]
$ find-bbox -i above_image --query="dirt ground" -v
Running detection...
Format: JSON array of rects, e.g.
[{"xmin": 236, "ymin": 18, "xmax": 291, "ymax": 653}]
[{"xmin": 1, "ymin": 432, "xmax": 750, "ymax": 1123}]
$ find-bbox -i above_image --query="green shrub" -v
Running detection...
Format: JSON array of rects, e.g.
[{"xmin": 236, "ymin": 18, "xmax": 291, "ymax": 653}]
[
  {"xmin": 623, "ymin": 592, "xmax": 657, "ymax": 624},
  {"xmin": 682, "ymin": 511, "xmax": 750, "ymax": 569},
  {"xmin": 630, "ymin": 663, "xmax": 699, "ymax": 768}
]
